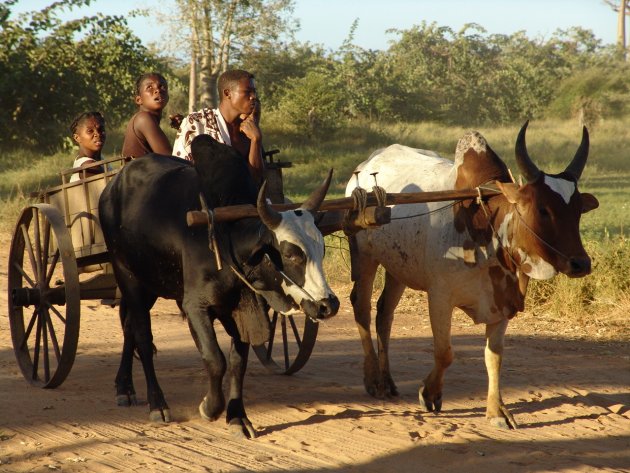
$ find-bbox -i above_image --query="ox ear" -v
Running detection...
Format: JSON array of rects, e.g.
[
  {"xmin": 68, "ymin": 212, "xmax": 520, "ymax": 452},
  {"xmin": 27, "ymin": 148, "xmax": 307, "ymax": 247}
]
[
  {"xmin": 495, "ymin": 180, "xmax": 520, "ymax": 204},
  {"xmin": 580, "ymin": 192, "xmax": 599, "ymax": 214}
]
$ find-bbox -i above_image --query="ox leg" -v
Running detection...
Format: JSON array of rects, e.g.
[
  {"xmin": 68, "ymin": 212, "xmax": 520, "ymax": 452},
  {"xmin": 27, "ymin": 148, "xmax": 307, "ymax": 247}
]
[
  {"xmin": 115, "ymin": 298, "xmax": 137, "ymax": 406},
  {"xmin": 350, "ymin": 258, "xmax": 380, "ymax": 397},
  {"xmin": 116, "ymin": 285, "xmax": 168, "ymax": 422},
  {"xmin": 419, "ymin": 295, "xmax": 454, "ymax": 413},
  {"xmin": 184, "ymin": 304, "xmax": 227, "ymax": 423},
  {"xmin": 374, "ymin": 271, "xmax": 406, "ymax": 398},
  {"xmin": 485, "ymin": 319, "xmax": 517, "ymax": 429},
  {"xmin": 225, "ymin": 339, "xmax": 257, "ymax": 439}
]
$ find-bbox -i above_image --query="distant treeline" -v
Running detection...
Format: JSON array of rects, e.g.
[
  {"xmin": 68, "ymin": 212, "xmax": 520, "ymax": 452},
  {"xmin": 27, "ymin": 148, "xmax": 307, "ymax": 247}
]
[{"xmin": 2, "ymin": 1, "xmax": 629, "ymax": 151}]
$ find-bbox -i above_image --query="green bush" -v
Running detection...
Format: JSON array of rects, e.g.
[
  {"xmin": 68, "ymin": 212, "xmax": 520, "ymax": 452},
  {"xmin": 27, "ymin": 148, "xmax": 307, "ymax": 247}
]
[
  {"xmin": 546, "ymin": 65, "xmax": 630, "ymax": 124},
  {"xmin": 274, "ymin": 70, "xmax": 347, "ymax": 137}
]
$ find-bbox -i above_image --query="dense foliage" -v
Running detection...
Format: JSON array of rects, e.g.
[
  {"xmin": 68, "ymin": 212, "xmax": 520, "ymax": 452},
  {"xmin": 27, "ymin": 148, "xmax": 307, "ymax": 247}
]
[
  {"xmin": 0, "ymin": 0, "xmax": 170, "ymax": 151},
  {"xmin": 1, "ymin": 1, "xmax": 629, "ymax": 149},
  {"xmin": 241, "ymin": 23, "xmax": 629, "ymax": 135}
]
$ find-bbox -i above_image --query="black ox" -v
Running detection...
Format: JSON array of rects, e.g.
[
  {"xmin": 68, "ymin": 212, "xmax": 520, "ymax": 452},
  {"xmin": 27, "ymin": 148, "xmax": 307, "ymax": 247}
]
[{"xmin": 99, "ymin": 136, "xmax": 339, "ymax": 438}]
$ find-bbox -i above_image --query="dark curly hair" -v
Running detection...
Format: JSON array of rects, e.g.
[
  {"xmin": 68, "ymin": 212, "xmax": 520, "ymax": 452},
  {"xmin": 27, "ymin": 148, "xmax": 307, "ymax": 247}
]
[{"xmin": 70, "ymin": 111, "xmax": 105, "ymax": 136}]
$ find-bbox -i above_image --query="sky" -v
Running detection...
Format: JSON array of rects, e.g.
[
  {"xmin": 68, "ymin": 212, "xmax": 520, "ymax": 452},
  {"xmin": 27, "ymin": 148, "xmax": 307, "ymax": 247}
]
[{"xmin": 13, "ymin": 0, "xmax": 622, "ymax": 51}]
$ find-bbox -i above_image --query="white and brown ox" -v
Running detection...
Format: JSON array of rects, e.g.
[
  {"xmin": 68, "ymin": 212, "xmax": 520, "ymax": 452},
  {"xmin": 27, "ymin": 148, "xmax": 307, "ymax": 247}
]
[{"xmin": 345, "ymin": 122, "xmax": 598, "ymax": 429}]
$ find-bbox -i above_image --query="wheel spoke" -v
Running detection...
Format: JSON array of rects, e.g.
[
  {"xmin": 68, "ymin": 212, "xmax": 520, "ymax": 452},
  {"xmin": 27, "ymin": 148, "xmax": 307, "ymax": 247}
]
[
  {"xmin": 20, "ymin": 223, "xmax": 38, "ymax": 278},
  {"xmin": 266, "ymin": 311, "xmax": 279, "ymax": 360},
  {"xmin": 42, "ymin": 217, "xmax": 51, "ymax": 281},
  {"xmin": 44, "ymin": 309, "xmax": 62, "ymax": 363},
  {"xmin": 47, "ymin": 303, "xmax": 67, "ymax": 324},
  {"xmin": 33, "ymin": 208, "xmax": 43, "ymax": 284},
  {"xmin": 45, "ymin": 250, "xmax": 60, "ymax": 287},
  {"xmin": 32, "ymin": 310, "xmax": 43, "ymax": 381},
  {"xmin": 19, "ymin": 307, "xmax": 39, "ymax": 349},
  {"xmin": 288, "ymin": 315, "xmax": 302, "ymax": 348},
  {"xmin": 12, "ymin": 261, "xmax": 36, "ymax": 288},
  {"xmin": 42, "ymin": 313, "xmax": 50, "ymax": 383},
  {"xmin": 281, "ymin": 315, "xmax": 289, "ymax": 371}
]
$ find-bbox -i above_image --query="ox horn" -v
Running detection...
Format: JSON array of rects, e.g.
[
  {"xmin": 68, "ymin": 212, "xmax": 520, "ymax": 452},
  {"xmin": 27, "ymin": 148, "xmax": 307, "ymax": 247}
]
[
  {"xmin": 257, "ymin": 180, "xmax": 282, "ymax": 229},
  {"xmin": 301, "ymin": 169, "xmax": 333, "ymax": 212},
  {"xmin": 564, "ymin": 126, "xmax": 589, "ymax": 181},
  {"xmin": 514, "ymin": 120, "xmax": 541, "ymax": 183}
]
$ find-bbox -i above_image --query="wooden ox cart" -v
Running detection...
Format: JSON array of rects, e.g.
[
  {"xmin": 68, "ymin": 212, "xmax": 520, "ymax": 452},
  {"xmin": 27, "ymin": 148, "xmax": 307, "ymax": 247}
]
[{"xmin": 7, "ymin": 153, "xmax": 500, "ymax": 388}]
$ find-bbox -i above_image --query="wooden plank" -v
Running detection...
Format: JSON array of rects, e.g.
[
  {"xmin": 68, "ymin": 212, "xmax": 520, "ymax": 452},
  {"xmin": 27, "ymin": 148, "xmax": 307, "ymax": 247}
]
[{"xmin": 186, "ymin": 187, "xmax": 501, "ymax": 226}]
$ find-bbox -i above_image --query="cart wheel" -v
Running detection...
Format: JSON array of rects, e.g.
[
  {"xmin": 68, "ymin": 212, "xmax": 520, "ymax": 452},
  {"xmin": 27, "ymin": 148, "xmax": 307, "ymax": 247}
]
[
  {"xmin": 252, "ymin": 310, "xmax": 318, "ymax": 375},
  {"xmin": 8, "ymin": 204, "xmax": 80, "ymax": 388}
]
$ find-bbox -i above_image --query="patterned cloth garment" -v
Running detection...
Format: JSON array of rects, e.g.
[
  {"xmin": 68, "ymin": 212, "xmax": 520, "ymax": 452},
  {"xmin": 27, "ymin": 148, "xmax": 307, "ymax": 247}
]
[{"xmin": 172, "ymin": 108, "xmax": 231, "ymax": 162}]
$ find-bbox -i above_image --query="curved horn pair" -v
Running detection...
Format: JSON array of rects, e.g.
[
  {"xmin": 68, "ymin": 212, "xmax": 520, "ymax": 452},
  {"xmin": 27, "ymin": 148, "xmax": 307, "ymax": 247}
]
[
  {"xmin": 257, "ymin": 169, "xmax": 334, "ymax": 229},
  {"xmin": 515, "ymin": 121, "xmax": 589, "ymax": 182}
]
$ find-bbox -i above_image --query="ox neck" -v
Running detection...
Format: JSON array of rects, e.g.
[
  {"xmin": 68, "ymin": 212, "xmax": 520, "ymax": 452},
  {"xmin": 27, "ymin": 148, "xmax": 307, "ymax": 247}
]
[{"xmin": 476, "ymin": 192, "xmax": 520, "ymax": 272}]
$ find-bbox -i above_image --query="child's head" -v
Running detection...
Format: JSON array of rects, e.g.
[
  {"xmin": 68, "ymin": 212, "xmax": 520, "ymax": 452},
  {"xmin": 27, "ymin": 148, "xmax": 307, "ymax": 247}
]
[
  {"xmin": 70, "ymin": 111, "xmax": 106, "ymax": 159},
  {"xmin": 134, "ymin": 72, "xmax": 169, "ymax": 114}
]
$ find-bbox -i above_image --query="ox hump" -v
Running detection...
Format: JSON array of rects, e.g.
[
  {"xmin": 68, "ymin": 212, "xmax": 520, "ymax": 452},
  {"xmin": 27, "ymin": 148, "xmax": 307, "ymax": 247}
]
[{"xmin": 454, "ymin": 132, "xmax": 510, "ymax": 189}]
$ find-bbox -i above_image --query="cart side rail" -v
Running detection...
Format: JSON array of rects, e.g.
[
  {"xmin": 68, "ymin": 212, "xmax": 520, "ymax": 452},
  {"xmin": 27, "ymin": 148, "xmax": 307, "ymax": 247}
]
[{"xmin": 34, "ymin": 156, "xmax": 129, "ymax": 265}]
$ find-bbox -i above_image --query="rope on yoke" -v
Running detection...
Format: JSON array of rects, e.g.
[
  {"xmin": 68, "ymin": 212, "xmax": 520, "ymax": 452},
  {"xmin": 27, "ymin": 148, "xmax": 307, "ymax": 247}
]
[
  {"xmin": 373, "ymin": 185, "xmax": 387, "ymax": 207},
  {"xmin": 199, "ymin": 193, "xmax": 223, "ymax": 270},
  {"xmin": 343, "ymin": 172, "xmax": 392, "ymax": 235}
]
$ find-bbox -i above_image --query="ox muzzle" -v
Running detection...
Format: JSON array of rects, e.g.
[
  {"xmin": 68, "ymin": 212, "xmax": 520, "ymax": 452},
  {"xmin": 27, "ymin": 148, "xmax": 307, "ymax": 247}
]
[
  {"xmin": 301, "ymin": 295, "xmax": 340, "ymax": 320},
  {"xmin": 565, "ymin": 256, "xmax": 591, "ymax": 278}
]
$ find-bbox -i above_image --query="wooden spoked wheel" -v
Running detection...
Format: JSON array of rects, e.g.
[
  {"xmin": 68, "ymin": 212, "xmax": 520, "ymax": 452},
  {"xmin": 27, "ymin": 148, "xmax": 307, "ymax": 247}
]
[
  {"xmin": 8, "ymin": 204, "xmax": 80, "ymax": 388},
  {"xmin": 252, "ymin": 310, "xmax": 319, "ymax": 375}
]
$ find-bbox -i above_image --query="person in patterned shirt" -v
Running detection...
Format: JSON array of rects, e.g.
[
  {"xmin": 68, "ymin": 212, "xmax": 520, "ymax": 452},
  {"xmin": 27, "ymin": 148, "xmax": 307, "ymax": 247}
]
[{"xmin": 172, "ymin": 69, "xmax": 264, "ymax": 184}]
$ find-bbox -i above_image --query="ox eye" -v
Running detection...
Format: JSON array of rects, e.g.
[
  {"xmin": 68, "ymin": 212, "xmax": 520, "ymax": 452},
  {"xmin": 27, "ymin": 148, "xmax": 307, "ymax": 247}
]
[
  {"xmin": 288, "ymin": 253, "xmax": 304, "ymax": 264},
  {"xmin": 538, "ymin": 206, "xmax": 550, "ymax": 217}
]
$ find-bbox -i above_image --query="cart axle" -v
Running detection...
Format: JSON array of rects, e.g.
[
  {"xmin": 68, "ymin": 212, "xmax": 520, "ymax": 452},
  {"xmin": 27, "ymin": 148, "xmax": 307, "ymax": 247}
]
[{"xmin": 12, "ymin": 287, "xmax": 67, "ymax": 307}]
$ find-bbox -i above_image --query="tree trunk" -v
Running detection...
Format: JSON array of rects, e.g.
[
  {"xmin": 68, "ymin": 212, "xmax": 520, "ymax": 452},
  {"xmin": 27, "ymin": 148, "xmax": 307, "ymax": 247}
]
[
  {"xmin": 188, "ymin": 52, "xmax": 197, "ymax": 112},
  {"xmin": 618, "ymin": 0, "xmax": 627, "ymax": 60}
]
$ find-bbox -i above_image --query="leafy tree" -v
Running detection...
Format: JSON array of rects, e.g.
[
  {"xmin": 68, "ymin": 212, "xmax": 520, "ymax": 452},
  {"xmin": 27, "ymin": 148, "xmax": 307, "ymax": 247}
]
[
  {"xmin": 0, "ymin": 1, "xmax": 165, "ymax": 151},
  {"xmin": 238, "ymin": 40, "xmax": 330, "ymax": 107},
  {"xmin": 162, "ymin": 0, "xmax": 298, "ymax": 110}
]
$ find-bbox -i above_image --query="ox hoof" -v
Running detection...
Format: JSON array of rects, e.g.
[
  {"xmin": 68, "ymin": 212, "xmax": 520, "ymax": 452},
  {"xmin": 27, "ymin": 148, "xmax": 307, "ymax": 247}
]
[
  {"xmin": 488, "ymin": 405, "xmax": 518, "ymax": 429},
  {"xmin": 418, "ymin": 385, "xmax": 442, "ymax": 413},
  {"xmin": 149, "ymin": 408, "xmax": 171, "ymax": 423},
  {"xmin": 199, "ymin": 396, "xmax": 223, "ymax": 421},
  {"xmin": 116, "ymin": 393, "xmax": 137, "ymax": 407},
  {"xmin": 228, "ymin": 418, "xmax": 257, "ymax": 439},
  {"xmin": 488, "ymin": 416, "xmax": 512, "ymax": 429}
]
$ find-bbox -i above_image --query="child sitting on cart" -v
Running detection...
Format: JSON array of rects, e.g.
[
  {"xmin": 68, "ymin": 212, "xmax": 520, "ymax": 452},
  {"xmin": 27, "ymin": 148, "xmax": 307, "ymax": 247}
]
[
  {"xmin": 121, "ymin": 72, "xmax": 174, "ymax": 158},
  {"xmin": 69, "ymin": 111, "xmax": 106, "ymax": 183}
]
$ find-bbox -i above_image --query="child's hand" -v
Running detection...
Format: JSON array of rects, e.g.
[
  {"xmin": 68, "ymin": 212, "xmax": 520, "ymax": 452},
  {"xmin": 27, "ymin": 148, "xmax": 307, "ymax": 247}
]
[{"xmin": 169, "ymin": 113, "xmax": 184, "ymax": 130}]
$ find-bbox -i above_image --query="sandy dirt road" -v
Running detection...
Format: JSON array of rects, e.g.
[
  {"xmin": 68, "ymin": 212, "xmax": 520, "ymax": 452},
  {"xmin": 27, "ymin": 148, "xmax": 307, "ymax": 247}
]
[{"xmin": 0, "ymin": 231, "xmax": 628, "ymax": 473}]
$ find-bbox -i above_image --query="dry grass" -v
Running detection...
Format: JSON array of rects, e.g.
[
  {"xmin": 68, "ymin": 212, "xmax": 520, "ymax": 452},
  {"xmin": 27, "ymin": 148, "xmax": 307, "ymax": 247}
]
[{"xmin": 1, "ymin": 118, "xmax": 629, "ymax": 332}]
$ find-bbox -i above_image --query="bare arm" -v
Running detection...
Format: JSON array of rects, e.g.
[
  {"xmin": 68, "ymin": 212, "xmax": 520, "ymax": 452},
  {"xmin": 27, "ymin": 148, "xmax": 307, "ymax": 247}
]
[
  {"xmin": 134, "ymin": 112, "xmax": 172, "ymax": 155},
  {"xmin": 239, "ymin": 103, "xmax": 264, "ymax": 183}
]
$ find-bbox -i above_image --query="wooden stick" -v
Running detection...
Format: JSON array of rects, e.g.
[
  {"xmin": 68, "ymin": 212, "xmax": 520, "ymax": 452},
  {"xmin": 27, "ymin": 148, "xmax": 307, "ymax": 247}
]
[{"xmin": 187, "ymin": 187, "xmax": 501, "ymax": 227}]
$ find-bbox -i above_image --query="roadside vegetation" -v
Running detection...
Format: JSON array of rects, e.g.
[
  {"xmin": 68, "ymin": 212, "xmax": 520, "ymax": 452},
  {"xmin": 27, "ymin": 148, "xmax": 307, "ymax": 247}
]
[{"xmin": 1, "ymin": 1, "xmax": 628, "ymax": 332}]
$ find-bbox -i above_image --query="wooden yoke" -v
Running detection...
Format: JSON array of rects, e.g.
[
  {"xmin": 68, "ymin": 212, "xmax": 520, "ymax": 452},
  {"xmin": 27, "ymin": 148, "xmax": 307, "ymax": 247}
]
[{"xmin": 186, "ymin": 187, "xmax": 502, "ymax": 232}]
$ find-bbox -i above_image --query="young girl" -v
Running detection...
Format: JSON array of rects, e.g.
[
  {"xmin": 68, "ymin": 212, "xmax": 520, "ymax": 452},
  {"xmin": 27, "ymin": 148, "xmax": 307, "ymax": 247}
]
[
  {"xmin": 69, "ymin": 111, "xmax": 106, "ymax": 183},
  {"xmin": 121, "ymin": 72, "xmax": 172, "ymax": 157}
]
